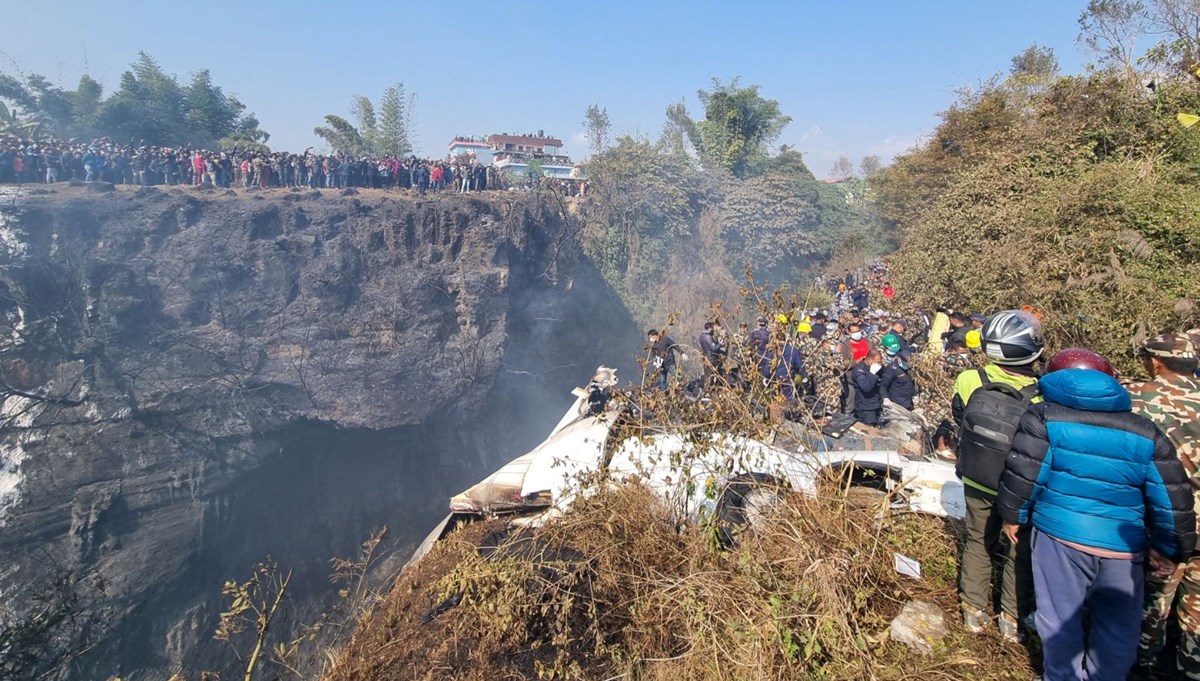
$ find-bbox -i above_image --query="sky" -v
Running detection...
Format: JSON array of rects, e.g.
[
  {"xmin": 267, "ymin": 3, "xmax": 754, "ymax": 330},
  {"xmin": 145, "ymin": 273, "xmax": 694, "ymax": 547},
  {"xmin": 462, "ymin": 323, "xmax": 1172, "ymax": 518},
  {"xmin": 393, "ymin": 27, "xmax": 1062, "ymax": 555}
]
[{"xmin": 3, "ymin": 1, "xmax": 1093, "ymax": 175}]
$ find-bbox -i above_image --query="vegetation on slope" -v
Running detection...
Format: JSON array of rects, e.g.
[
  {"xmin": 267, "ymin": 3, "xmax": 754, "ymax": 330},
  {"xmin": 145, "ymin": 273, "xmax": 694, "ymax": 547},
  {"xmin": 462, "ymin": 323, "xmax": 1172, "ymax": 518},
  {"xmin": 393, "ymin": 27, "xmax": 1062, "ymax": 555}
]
[
  {"xmin": 876, "ymin": 38, "xmax": 1200, "ymax": 371},
  {"xmin": 578, "ymin": 82, "xmax": 890, "ymax": 328},
  {"xmin": 323, "ymin": 485, "xmax": 1026, "ymax": 681}
]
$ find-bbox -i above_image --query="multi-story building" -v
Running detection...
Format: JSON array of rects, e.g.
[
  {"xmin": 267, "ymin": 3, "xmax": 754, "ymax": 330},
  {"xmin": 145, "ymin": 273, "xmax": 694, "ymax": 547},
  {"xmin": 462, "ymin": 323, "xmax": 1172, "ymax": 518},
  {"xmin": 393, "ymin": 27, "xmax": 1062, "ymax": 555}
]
[
  {"xmin": 445, "ymin": 131, "xmax": 578, "ymax": 179},
  {"xmin": 446, "ymin": 136, "xmax": 494, "ymax": 164}
]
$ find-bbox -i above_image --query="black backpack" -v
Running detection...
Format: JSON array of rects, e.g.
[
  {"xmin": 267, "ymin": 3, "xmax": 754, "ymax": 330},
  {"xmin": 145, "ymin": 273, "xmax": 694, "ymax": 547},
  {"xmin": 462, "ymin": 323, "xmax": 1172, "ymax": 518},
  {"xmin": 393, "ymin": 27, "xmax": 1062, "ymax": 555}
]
[{"xmin": 956, "ymin": 369, "xmax": 1039, "ymax": 491}]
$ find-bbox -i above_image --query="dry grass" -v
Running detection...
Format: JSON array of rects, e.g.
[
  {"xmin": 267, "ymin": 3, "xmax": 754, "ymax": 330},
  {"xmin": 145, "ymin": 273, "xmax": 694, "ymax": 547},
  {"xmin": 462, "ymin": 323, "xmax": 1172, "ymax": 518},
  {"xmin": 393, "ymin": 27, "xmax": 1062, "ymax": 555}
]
[{"xmin": 322, "ymin": 484, "xmax": 1032, "ymax": 681}]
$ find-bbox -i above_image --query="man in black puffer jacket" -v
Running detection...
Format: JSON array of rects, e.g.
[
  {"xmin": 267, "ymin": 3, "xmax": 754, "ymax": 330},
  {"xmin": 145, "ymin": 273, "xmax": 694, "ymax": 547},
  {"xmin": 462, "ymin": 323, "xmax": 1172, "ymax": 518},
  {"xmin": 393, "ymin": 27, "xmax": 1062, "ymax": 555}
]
[{"xmin": 998, "ymin": 349, "xmax": 1196, "ymax": 681}]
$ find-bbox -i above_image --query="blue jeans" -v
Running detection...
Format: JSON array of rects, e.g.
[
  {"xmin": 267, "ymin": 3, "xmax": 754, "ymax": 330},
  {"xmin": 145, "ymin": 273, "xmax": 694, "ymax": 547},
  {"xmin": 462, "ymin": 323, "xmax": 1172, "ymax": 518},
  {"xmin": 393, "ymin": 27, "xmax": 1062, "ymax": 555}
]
[{"xmin": 1033, "ymin": 529, "xmax": 1143, "ymax": 681}]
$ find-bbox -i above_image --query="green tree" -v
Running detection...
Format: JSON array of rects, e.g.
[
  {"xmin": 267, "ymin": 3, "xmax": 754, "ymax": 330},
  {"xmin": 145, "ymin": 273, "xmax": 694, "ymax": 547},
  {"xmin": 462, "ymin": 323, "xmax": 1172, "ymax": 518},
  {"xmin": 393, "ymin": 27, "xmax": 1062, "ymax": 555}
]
[
  {"xmin": 859, "ymin": 155, "xmax": 882, "ymax": 178},
  {"xmin": 376, "ymin": 83, "xmax": 413, "ymax": 156},
  {"xmin": 316, "ymin": 82, "xmax": 414, "ymax": 157},
  {"xmin": 1, "ymin": 55, "xmax": 266, "ymax": 145},
  {"xmin": 1078, "ymin": 0, "xmax": 1147, "ymax": 74},
  {"xmin": 184, "ymin": 69, "xmax": 243, "ymax": 143},
  {"xmin": 665, "ymin": 78, "xmax": 791, "ymax": 178},
  {"xmin": 1011, "ymin": 44, "xmax": 1059, "ymax": 81},
  {"xmin": 580, "ymin": 135, "xmax": 708, "ymax": 321},
  {"xmin": 830, "ymin": 156, "xmax": 854, "ymax": 177},
  {"xmin": 221, "ymin": 113, "xmax": 271, "ymax": 150},
  {"xmin": 878, "ymin": 71, "xmax": 1200, "ymax": 371},
  {"xmin": 314, "ymin": 114, "xmax": 367, "ymax": 155},
  {"xmin": 71, "ymin": 75, "xmax": 103, "ymax": 137},
  {"xmin": 583, "ymin": 103, "xmax": 611, "ymax": 157},
  {"xmin": 97, "ymin": 52, "xmax": 188, "ymax": 143},
  {"xmin": 721, "ymin": 172, "xmax": 820, "ymax": 276},
  {"xmin": 351, "ymin": 95, "xmax": 377, "ymax": 153}
]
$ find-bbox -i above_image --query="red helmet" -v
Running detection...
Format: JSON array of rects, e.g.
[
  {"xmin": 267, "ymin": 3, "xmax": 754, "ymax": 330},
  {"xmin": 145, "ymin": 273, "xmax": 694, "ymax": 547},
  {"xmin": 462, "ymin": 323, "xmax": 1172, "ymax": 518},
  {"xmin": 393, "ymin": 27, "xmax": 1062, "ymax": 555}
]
[{"xmin": 1046, "ymin": 348, "xmax": 1116, "ymax": 376}]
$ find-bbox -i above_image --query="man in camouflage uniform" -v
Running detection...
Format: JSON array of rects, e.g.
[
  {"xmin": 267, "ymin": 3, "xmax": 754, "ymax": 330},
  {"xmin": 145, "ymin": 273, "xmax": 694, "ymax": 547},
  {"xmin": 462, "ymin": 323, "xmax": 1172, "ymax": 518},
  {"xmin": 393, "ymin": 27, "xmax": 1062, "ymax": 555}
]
[
  {"xmin": 802, "ymin": 333, "xmax": 842, "ymax": 416},
  {"xmin": 1131, "ymin": 332, "xmax": 1200, "ymax": 678}
]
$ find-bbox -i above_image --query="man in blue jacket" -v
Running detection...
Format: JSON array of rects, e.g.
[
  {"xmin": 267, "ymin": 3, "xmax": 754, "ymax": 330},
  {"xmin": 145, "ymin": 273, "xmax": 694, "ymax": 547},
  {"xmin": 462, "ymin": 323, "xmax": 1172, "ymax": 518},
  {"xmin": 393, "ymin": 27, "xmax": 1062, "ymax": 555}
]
[
  {"xmin": 998, "ymin": 348, "xmax": 1196, "ymax": 681},
  {"xmin": 761, "ymin": 330, "xmax": 805, "ymax": 402},
  {"xmin": 850, "ymin": 348, "xmax": 884, "ymax": 426}
]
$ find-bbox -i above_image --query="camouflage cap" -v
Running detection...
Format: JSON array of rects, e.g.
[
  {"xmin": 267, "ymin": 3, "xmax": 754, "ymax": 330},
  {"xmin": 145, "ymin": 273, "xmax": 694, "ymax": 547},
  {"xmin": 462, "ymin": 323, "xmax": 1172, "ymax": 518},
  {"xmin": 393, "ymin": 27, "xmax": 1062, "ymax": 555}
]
[{"xmin": 1137, "ymin": 331, "xmax": 1197, "ymax": 359}]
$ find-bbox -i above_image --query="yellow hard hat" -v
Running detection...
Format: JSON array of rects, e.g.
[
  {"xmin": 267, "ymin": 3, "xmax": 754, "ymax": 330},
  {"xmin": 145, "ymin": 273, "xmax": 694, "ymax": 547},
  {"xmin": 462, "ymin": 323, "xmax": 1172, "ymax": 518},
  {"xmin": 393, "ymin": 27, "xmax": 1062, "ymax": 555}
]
[
  {"xmin": 797, "ymin": 321, "xmax": 813, "ymax": 334},
  {"xmin": 776, "ymin": 313, "xmax": 789, "ymax": 324},
  {"xmin": 966, "ymin": 329, "xmax": 982, "ymax": 349}
]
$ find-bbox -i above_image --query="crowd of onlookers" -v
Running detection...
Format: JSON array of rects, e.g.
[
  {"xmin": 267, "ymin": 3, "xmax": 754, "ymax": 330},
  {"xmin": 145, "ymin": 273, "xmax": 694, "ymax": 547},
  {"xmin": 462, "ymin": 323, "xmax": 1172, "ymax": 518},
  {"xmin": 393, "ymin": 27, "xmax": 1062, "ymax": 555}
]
[{"xmin": 0, "ymin": 134, "xmax": 590, "ymax": 196}]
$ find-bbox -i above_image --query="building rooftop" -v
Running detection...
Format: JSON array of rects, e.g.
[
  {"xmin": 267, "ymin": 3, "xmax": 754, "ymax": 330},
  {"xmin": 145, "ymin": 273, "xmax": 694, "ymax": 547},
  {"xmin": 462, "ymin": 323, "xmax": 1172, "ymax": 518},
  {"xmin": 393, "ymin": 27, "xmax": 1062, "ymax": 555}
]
[
  {"xmin": 447, "ymin": 137, "xmax": 491, "ymax": 149},
  {"xmin": 486, "ymin": 133, "xmax": 565, "ymax": 148}
]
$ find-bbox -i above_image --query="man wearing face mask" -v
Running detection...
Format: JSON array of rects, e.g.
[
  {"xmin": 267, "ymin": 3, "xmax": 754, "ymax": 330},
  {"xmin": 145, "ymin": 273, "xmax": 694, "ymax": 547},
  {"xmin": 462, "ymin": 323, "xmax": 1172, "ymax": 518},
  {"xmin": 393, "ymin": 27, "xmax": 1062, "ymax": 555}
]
[
  {"xmin": 880, "ymin": 348, "xmax": 916, "ymax": 411},
  {"xmin": 851, "ymin": 348, "xmax": 885, "ymax": 426},
  {"xmin": 842, "ymin": 323, "xmax": 870, "ymax": 363},
  {"xmin": 839, "ymin": 324, "xmax": 870, "ymax": 414}
]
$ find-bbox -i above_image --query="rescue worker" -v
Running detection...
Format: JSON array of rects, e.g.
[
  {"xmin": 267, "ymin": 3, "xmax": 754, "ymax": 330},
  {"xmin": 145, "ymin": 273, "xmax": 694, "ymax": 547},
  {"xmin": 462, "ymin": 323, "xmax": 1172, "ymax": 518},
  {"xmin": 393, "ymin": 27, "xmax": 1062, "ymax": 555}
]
[
  {"xmin": 762, "ymin": 330, "xmax": 805, "ymax": 409},
  {"xmin": 728, "ymin": 322, "xmax": 751, "ymax": 383},
  {"xmin": 966, "ymin": 329, "xmax": 983, "ymax": 354},
  {"xmin": 953, "ymin": 310, "xmax": 1044, "ymax": 641},
  {"xmin": 796, "ymin": 320, "xmax": 821, "ymax": 398},
  {"xmin": 998, "ymin": 348, "xmax": 1195, "ymax": 681},
  {"xmin": 852, "ymin": 285, "xmax": 870, "ymax": 312},
  {"xmin": 1131, "ymin": 332, "xmax": 1200, "ymax": 678},
  {"xmin": 943, "ymin": 312, "xmax": 971, "ymax": 351},
  {"xmin": 811, "ymin": 335, "xmax": 843, "ymax": 416},
  {"xmin": 646, "ymin": 329, "xmax": 681, "ymax": 391},
  {"xmin": 698, "ymin": 321, "xmax": 727, "ymax": 384},
  {"xmin": 749, "ymin": 316, "xmax": 771, "ymax": 370},
  {"xmin": 810, "ymin": 312, "xmax": 829, "ymax": 341},
  {"xmin": 839, "ymin": 323, "xmax": 871, "ymax": 414},
  {"xmin": 851, "ymin": 348, "xmax": 884, "ymax": 426},
  {"xmin": 880, "ymin": 348, "xmax": 916, "ymax": 411},
  {"xmin": 888, "ymin": 320, "xmax": 912, "ymax": 352}
]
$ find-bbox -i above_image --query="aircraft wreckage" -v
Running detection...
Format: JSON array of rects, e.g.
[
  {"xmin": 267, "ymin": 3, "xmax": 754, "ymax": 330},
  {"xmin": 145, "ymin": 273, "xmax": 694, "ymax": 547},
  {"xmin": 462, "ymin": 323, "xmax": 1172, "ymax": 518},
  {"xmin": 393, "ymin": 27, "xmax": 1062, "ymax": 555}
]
[{"xmin": 408, "ymin": 367, "xmax": 965, "ymax": 566}]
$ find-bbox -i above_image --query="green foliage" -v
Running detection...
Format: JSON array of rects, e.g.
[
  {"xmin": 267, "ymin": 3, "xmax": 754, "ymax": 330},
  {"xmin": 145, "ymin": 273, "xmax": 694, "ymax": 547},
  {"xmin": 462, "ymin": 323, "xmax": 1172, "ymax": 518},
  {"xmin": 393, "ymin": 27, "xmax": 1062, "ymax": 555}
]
[
  {"xmin": 315, "ymin": 82, "xmax": 414, "ymax": 156},
  {"xmin": 830, "ymin": 155, "xmax": 853, "ymax": 177},
  {"xmin": 313, "ymin": 114, "xmax": 366, "ymax": 155},
  {"xmin": 583, "ymin": 103, "xmax": 611, "ymax": 158},
  {"xmin": 720, "ymin": 171, "xmax": 820, "ymax": 276},
  {"xmin": 375, "ymin": 84, "xmax": 414, "ymax": 157},
  {"xmin": 580, "ymin": 135, "xmax": 708, "ymax": 322},
  {"xmin": 581, "ymin": 88, "xmax": 891, "ymax": 328},
  {"xmin": 667, "ymin": 78, "xmax": 792, "ymax": 178},
  {"xmin": 878, "ymin": 70, "xmax": 1200, "ymax": 372},
  {"xmin": 0, "ymin": 53, "xmax": 268, "ymax": 146},
  {"xmin": 0, "ymin": 100, "xmax": 44, "ymax": 139},
  {"xmin": 1010, "ymin": 44, "xmax": 1059, "ymax": 81}
]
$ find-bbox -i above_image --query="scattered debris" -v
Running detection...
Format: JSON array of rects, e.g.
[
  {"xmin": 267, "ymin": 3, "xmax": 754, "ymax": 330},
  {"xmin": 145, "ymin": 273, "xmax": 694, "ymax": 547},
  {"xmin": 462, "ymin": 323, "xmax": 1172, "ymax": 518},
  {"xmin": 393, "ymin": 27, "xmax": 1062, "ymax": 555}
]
[
  {"xmin": 894, "ymin": 552, "xmax": 922, "ymax": 579},
  {"xmin": 889, "ymin": 600, "xmax": 948, "ymax": 654}
]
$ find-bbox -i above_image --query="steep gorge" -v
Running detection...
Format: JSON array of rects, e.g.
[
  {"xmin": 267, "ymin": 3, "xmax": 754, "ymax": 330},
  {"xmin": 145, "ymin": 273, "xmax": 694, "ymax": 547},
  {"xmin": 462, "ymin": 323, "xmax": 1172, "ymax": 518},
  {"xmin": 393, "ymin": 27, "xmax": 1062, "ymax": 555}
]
[{"xmin": 0, "ymin": 185, "xmax": 638, "ymax": 679}]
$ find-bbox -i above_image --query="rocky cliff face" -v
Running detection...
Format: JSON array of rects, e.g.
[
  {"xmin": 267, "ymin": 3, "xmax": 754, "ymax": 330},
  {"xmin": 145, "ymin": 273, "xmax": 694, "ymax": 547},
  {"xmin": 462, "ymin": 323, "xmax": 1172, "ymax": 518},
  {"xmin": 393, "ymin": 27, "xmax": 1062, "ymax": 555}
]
[{"xmin": 0, "ymin": 185, "xmax": 637, "ymax": 679}]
